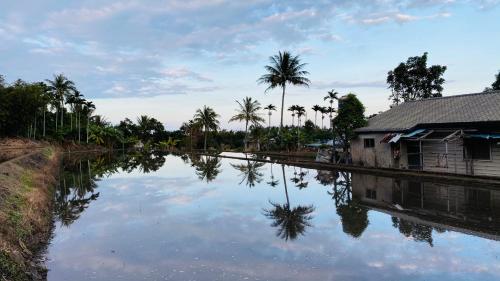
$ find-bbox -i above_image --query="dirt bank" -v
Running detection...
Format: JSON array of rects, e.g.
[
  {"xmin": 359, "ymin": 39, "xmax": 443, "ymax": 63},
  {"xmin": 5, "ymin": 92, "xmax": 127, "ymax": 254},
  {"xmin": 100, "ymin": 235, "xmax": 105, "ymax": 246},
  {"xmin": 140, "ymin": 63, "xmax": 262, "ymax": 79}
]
[{"xmin": 0, "ymin": 146, "xmax": 60, "ymax": 281}]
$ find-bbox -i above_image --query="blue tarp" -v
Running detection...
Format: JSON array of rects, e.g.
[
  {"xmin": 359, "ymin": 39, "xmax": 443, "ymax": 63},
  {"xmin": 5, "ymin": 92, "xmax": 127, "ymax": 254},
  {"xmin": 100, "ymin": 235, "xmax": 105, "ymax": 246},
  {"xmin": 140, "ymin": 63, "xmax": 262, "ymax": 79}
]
[
  {"xmin": 402, "ymin": 129, "xmax": 426, "ymax": 138},
  {"xmin": 465, "ymin": 134, "xmax": 500, "ymax": 140}
]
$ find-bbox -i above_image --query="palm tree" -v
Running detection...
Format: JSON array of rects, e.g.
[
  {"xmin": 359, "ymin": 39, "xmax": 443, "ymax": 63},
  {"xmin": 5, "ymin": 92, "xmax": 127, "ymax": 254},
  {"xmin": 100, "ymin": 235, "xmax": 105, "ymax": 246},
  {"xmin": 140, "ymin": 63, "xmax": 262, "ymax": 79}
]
[
  {"xmin": 257, "ymin": 51, "xmax": 310, "ymax": 134},
  {"xmin": 229, "ymin": 97, "xmax": 265, "ymax": 150},
  {"xmin": 296, "ymin": 106, "xmax": 306, "ymax": 127},
  {"xmin": 263, "ymin": 165, "xmax": 314, "ymax": 241},
  {"xmin": 320, "ymin": 107, "xmax": 327, "ymax": 129},
  {"xmin": 84, "ymin": 101, "xmax": 95, "ymax": 143},
  {"xmin": 263, "ymin": 104, "xmax": 276, "ymax": 129},
  {"xmin": 288, "ymin": 105, "xmax": 298, "ymax": 127},
  {"xmin": 312, "ymin": 105, "xmax": 321, "ymax": 127},
  {"xmin": 324, "ymin": 89, "xmax": 339, "ymax": 162},
  {"xmin": 46, "ymin": 74, "xmax": 77, "ymax": 130},
  {"xmin": 324, "ymin": 89, "xmax": 339, "ymax": 121},
  {"xmin": 193, "ymin": 106, "xmax": 220, "ymax": 151}
]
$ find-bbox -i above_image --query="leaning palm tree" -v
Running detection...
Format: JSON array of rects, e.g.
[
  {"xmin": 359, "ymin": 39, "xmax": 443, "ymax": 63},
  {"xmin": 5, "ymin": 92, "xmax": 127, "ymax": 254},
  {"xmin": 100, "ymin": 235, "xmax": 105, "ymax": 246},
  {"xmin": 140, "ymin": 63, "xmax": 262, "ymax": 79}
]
[
  {"xmin": 46, "ymin": 74, "xmax": 77, "ymax": 130},
  {"xmin": 312, "ymin": 105, "xmax": 322, "ymax": 127},
  {"xmin": 258, "ymin": 51, "xmax": 310, "ymax": 134},
  {"xmin": 229, "ymin": 97, "xmax": 265, "ymax": 150},
  {"xmin": 193, "ymin": 106, "xmax": 220, "ymax": 151}
]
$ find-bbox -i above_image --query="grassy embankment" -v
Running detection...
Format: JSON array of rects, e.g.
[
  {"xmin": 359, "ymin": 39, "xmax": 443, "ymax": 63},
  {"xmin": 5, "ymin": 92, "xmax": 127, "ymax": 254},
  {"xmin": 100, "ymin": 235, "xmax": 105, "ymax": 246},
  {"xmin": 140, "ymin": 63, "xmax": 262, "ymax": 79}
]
[{"xmin": 0, "ymin": 146, "xmax": 60, "ymax": 281}]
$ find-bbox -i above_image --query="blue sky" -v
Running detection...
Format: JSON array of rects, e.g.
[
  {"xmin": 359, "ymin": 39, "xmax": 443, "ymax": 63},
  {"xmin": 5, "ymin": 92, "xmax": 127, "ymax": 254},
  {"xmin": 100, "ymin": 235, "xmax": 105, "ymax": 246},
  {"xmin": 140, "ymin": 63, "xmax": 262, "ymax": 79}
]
[{"xmin": 1, "ymin": 0, "xmax": 499, "ymax": 130}]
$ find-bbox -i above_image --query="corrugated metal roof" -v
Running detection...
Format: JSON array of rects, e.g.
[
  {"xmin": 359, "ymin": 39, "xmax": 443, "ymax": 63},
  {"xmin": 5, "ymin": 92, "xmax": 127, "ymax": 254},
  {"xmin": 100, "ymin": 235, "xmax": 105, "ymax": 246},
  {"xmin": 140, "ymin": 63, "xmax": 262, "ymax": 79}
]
[{"xmin": 356, "ymin": 91, "xmax": 500, "ymax": 133}]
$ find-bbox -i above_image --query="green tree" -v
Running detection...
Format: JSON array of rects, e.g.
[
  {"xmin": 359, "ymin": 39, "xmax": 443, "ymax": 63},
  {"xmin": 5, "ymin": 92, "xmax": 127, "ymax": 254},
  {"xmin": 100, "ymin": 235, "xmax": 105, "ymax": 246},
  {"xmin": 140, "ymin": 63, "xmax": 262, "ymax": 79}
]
[
  {"xmin": 334, "ymin": 93, "xmax": 367, "ymax": 153},
  {"xmin": 193, "ymin": 106, "xmax": 220, "ymax": 151},
  {"xmin": 258, "ymin": 51, "xmax": 310, "ymax": 134},
  {"xmin": 229, "ymin": 97, "xmax": 265, "ymax": 150},
  {"xmin": 491, "ymin": 70, "xmax": 500, "ymax": 91},
  {"xmin": 387, "ymin": 52, "xmax": 447, "ymax": 105},
  {"xmin": 46, "ymin": 74, "xmax": 77, "ymax": 130}
]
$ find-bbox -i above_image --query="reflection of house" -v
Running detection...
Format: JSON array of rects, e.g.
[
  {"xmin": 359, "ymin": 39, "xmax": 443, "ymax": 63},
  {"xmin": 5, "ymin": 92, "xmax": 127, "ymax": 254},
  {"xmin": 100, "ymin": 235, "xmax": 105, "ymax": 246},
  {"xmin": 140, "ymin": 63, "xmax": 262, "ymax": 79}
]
[
  {"xmin": 351, "ymin": 173, "xmax": 500, "ymax": 240},
  {"xmin": 352, "ymin": 92, "xmax": 500, "ymax": 177}
]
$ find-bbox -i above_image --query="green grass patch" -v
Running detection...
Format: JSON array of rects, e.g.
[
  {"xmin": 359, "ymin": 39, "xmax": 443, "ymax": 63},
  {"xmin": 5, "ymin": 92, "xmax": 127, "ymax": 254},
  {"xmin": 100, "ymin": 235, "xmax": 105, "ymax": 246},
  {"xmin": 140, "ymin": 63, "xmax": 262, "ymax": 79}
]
[
  {"xmin": 0, "ymin": 250, "xmax": 28, "ymax": 281},
  {"xmin": 41, "ymin": 147, "xmax": 53, "ymax": 158}
]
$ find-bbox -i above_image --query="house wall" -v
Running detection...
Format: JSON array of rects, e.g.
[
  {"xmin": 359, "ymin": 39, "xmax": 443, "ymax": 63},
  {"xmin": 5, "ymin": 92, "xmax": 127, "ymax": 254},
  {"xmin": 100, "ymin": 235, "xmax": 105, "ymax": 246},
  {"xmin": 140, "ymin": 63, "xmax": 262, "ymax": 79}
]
[
  {"xmin": 419, "ymin": 139, "xmax": 500, "ymax": 177},
  {"xmin": 353, "ymin": 134, "xmax": 500, "ymax": 177},
  {"xmin": 351, "ymin": 134, "xmax": 394, "ymax": 168}
]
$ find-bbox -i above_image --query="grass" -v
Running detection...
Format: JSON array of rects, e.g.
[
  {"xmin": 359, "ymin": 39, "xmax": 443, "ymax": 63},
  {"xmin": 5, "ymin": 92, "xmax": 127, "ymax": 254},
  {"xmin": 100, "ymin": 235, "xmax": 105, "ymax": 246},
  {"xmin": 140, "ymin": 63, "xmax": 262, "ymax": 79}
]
[
  {"xmin": 0, "ymin": 250, "xmax": 28, "ymax": 281},
  {"xmin": 0, "ymin": 146, "xmax": 59, "ymax": 281}
]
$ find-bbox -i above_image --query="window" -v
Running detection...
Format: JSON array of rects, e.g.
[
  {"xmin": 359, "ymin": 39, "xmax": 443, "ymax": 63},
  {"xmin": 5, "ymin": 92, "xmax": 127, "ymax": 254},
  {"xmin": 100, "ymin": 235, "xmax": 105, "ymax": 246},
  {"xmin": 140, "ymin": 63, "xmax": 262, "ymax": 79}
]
[
  {"xmin": 366, "ymin": 189, "xmax": 377, "ymax": 199},
  {"xmin": 364, "ymin": 138, "xmax": 375, "ymax": 148},
  {"xmin": 464, "ymin": 139, "xmax": 491, "ymax": 160}
]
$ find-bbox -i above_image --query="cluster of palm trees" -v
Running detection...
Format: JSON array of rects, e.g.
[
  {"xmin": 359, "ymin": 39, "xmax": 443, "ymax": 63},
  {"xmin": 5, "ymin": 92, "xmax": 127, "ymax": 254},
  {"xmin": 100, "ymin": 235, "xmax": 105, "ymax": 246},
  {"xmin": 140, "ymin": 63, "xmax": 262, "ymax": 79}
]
[
  {"xmin": 25, "ymin": 74, "xmax": 96, "ymax": 141},
  {"xmin": 45, "ymin": 74, "xmax": 97, "ymax": 142}
]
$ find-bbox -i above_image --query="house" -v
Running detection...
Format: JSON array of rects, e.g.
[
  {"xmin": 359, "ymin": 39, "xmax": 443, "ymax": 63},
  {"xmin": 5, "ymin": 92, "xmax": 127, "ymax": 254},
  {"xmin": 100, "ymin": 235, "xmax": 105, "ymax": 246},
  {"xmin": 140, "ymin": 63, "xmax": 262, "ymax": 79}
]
[
  {"xmin": 351, "ymin": 91, "xmax": 500, "ymax": 177},
  {"xmin": 350, "ymin": 173, "xmax": 500, "ymax": 241}
]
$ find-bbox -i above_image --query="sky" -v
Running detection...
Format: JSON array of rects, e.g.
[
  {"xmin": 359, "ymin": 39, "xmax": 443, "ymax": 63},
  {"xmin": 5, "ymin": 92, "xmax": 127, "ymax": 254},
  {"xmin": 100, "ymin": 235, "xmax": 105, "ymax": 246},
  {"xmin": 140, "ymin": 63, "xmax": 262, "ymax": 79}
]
[{"xmin": 1, "ymin": 0, "xmax": 499, "ymax": 130}]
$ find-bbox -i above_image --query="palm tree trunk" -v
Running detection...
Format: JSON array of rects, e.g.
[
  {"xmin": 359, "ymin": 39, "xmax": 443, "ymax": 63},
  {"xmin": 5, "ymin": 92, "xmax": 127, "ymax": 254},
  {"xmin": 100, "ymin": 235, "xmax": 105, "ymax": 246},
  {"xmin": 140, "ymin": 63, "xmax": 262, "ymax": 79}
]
[
  {"xmin": 33, "ymin": 114, "xmax": 37, "ymax": 140},
  {"xmin": 43, "ymin": 109, "xmax": 46, "ymax": 137},
  {"xmin": 86, "ymin": 115, "xmax": 89, "ymax": 144},
  {"xmin": 314, "ymin": 111, "xmax": 317, "ymax": 127},
  {"xmin": 279, "ymin": 85, "xmax": 285, "ymax": 135},
  {"xmin": 281, "ymin": 164, "xmax": 290, "ymax": 206},
  {"xmin": 61, "ymin": 101, "xmax": 64, "ymax": 128},
  {"xmin": 244, "ymin": 120, "xmax": 248, "ymax": 151},
  {"xmin": 55, "ymin": 108, "xmax": 58, "ymax": 131},
  {"xmin": 204, "ymin": 129, "xmax": 208, "ymax": 151}
]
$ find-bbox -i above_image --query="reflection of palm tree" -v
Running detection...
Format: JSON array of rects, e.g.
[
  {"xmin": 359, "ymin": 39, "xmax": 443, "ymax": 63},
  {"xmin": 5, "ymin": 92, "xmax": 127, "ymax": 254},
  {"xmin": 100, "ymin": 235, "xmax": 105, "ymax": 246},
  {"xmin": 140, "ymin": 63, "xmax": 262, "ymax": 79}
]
[
  {"xmin": 266, "ymin": 163, "xmax": 279, "ymax": 187},
  {"xmin": 193, "ymin": 156, "xmax": 222, "ymax": 182},
  {"xmin": 263, "ymin": 165, "xmax": 314, "ymax": 241},
  {"xmin": 231, "ymin": 160, "xmax": 265, "ymax": 188}
]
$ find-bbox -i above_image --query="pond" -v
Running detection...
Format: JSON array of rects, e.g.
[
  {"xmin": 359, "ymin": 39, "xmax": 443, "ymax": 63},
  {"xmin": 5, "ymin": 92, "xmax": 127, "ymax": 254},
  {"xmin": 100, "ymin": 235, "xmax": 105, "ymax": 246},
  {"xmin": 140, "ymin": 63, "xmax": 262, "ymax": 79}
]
[{"xmin": 45, "ymin": 151, "xmax": 500, "ymax": 281}]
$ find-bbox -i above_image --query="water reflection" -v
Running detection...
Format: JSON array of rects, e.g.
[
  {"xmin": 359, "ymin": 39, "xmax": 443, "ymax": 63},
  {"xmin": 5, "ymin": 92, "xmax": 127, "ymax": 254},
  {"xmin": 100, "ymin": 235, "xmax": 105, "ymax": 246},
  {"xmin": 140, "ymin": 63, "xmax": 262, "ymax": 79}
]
[
  {"xmin": 263, "ymin": 165, "xmax": 315, "ymax": 241},
  {"xmin": 191, "ymin": 155, "xmax": 222, "ymax": 183},
  {"xmin": 231, "ymin": 159, "xmax": 265, "ymax": 188},
  {"xmin": 48, "ymin": 152, "xmax": 500, "ymax": 281}
]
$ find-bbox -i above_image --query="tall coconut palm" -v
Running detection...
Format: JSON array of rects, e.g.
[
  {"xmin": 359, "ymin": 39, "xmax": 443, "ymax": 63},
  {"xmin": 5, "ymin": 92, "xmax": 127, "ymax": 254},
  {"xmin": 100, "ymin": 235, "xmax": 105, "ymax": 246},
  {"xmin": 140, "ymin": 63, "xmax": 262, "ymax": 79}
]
[
  {"xmin": 324, "ymin": 89, "xmax": 339, "ymax": 162},
  {"xmin": 46, "ymin": 74, "xmax": 77, "ymax": 130},
  {"xmin": 257, "ymin": 51, "xmax": 310, "ymax": 134},
  {"xmin": 324, "ymin": 89, "xmax": 339, "ymax": 121},
  {"xmin": 296, "ymin": 106, "xmax": 306, "ymax": 127},
  {"xmin": 229, "ymin": 97, "xmax": 264, "ymax": 150},
  {"xmin": 288, "ymin": 105, "xmax": 298, "ymax": 127},
  {"xmin": 312, "ymin": 105, "xmax": 322, "ymax": 127},
  {"xmin": 193, "ymin": 106, "xmax": 220, "ymax": 151},
  {"xmin": 84, "ymin": 101, "xmax": 96, "ymax": 143},
  {"xmin": 320, "ymin": 107, "xmax": 328, "ymax": 129},
  {"xmin": 263, "ymin": 104, "xmax": 276, "ymax": 129}
]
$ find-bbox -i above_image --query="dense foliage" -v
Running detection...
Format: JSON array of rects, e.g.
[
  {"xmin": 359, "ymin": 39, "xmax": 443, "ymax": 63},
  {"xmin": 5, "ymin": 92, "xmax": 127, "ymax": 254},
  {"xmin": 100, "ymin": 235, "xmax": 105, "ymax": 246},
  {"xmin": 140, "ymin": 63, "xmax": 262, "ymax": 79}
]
[{"xmin": 387, "ymin": 52, "xmax": 447, "ymax": 105}]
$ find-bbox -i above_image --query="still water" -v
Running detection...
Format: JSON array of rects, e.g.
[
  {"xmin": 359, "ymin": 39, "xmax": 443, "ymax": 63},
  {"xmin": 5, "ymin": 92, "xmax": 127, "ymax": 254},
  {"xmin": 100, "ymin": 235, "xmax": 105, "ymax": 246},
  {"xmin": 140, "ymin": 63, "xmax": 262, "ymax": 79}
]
[{"xmin": 46, "ymin": 152, "xmax": 500, "ymax": 281}]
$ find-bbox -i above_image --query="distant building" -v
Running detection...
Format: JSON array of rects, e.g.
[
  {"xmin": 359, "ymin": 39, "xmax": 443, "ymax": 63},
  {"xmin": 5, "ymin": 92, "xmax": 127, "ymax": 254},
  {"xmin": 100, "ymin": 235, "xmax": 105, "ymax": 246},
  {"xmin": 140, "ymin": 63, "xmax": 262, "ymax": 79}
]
[{"xmin": 351, "ymin": 92, "xmax": 500, "ymax": 177}]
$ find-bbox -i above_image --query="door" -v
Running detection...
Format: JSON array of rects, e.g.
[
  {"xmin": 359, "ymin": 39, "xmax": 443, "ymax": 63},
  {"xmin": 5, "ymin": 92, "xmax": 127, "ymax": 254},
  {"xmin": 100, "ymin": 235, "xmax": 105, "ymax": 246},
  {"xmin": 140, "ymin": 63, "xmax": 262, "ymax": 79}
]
[{"xmin": 407, "ymin": 141, "xmax": 421, "ymax": 170}]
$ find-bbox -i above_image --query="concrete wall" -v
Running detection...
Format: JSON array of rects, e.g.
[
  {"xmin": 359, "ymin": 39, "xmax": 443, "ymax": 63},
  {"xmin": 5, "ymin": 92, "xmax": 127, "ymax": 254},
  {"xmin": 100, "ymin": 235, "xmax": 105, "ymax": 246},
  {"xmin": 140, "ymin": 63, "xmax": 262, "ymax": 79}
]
[{"xmin": 351, "ymin": 134, "xmax": 394, "ymax": 168}]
